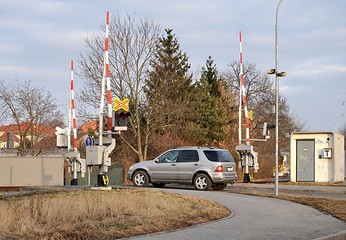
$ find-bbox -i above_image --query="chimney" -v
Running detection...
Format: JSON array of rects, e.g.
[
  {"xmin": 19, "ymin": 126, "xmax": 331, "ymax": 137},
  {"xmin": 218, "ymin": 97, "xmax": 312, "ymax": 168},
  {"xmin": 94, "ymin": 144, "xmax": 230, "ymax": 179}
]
[{"xmin": 6, "ymin": 132, "xmax": 14, "ymax": 149}]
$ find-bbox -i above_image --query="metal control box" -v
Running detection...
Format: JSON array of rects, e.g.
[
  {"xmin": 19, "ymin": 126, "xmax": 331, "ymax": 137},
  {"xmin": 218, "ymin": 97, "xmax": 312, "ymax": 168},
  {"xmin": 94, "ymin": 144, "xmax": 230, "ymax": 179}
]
[
  {"xmin": 86, "ymin": 145, "xmax": 106, "ymax": 165},
  {"xmin": 85, "ymin": 137, "xmax": 115, "ymax": 167},
  {"xmin": 56, "ymin": 134, "xmax": 68, "ymax": 148},
  {"xmin": 235, "ymin": 144, "xmax": 259, "ymax": 172}
]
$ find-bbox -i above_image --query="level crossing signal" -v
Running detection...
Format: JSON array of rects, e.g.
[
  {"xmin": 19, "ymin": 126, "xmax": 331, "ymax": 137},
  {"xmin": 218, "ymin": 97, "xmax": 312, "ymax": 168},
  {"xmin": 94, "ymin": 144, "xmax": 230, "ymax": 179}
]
[
  {"xmin": 113, "ymin": 110, "xmax": 130, "ymax": 128},
  {"xmin": 113, "ymin": 98, "xmax": 130, "ymax": 130}
]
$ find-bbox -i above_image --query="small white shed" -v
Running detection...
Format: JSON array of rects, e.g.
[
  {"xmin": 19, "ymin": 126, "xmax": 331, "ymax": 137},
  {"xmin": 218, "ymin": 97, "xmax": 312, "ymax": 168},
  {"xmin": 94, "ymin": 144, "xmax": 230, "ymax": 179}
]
[{"xmin": 290, "ymin": 132, "xmax": 344, "ymax": 183}]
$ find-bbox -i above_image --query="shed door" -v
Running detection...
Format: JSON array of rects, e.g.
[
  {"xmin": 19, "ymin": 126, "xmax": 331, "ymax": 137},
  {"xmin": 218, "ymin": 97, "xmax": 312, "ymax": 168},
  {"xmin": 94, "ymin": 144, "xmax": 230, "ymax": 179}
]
[{"xmin": 296, "ymin": 140, "xmax": 315, "ymax": 182}]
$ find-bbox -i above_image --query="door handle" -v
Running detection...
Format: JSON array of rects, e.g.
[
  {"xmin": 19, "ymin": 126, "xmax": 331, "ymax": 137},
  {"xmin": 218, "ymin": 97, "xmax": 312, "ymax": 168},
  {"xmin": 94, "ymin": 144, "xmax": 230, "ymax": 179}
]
[
  {"xmin": 193, "ymin": 163, "xmax": 199, "ymax": 166},
  {"xmin": 171, "ymin": 163, "xmax": 176, "ymax": 166}
]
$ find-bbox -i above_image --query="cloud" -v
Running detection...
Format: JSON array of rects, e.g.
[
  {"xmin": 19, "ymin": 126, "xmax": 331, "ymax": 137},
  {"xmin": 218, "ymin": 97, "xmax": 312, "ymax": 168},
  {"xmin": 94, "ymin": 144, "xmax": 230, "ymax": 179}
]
[
  {"xmin": 0, "ymin": 0, "xmax": 345, "ymax": 131},
  {"xmin": 0, "ymin": 43, "xmax": 19, "ymax": 55},
  {"xmin": 35, "ymin": 30, "xmax": 89, "ymax": 49},
  {"xmin": 0, "ymin": 64, "xmax": 65, "ymax": 79},
  {"xmin": 0, "ymin": 0, "xmax": 73, "ymax": 17},
  {"xmin": 290, "ymin": 61, "xmax": 346, "ymax": 78}
]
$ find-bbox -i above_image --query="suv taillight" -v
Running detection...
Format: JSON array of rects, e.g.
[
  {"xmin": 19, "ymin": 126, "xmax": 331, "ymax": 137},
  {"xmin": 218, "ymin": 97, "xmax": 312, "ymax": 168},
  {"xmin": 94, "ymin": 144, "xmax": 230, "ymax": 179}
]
[{"xmin": 215, "ymin": 165, "xmax": 223, "ymax": 172}]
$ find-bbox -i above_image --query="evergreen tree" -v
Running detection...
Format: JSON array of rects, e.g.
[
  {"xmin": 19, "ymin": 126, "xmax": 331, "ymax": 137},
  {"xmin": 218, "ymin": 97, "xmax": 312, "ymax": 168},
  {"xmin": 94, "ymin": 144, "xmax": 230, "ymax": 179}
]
[
  {"xmin": 186, "ymin": 56, "xmax": 235, "ymax": 146},
  {"xmin": 145, "ymin": 29, "xmax": 193, "ymax": 134},
  {"xmin": 201, "ymin": 56, "xmax": 222, "ymax": 97}
]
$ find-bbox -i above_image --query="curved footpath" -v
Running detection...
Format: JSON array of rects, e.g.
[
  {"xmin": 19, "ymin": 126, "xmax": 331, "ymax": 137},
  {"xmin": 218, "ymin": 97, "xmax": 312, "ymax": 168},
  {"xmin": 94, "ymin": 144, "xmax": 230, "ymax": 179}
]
[{"xmin": 123, "ymin": 187, "xmax": 346, "ymax": 240}]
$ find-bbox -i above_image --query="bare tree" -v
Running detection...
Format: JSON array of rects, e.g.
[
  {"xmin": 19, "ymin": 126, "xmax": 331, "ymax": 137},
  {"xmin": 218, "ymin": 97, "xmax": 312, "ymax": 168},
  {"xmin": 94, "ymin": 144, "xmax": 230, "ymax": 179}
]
[
  {"xmin": 224, "ymin": 62, "xmax": 305, "ymax": 178},
  {"xmin": 78, "ymin": 13, "xmax": 161, "ymax": 162},
  {"xmin": 225, "ymin": 61, "xmax": 273, "ymax": 109},
  {"xmin": 0, "ymin": 80, "xmax": 63, "ymax": 156}
]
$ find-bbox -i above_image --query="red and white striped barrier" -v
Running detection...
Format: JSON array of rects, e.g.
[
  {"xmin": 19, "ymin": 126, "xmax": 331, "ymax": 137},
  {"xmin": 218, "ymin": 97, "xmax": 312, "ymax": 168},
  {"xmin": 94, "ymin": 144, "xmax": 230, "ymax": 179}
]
[
  {"xmin": 105, "ymin": 11, "xmax": 112, "ymax": 136},
  {"xmin": 98, "ymin": 11, "xmax": 112, "ymax": 142},
  {"xmin": 70, "ymin": 60, "xmax": 78, "ymax": 152},
  {"xmin": 239, "ymin": 31, "xmax": 250, "ymax": 145}
]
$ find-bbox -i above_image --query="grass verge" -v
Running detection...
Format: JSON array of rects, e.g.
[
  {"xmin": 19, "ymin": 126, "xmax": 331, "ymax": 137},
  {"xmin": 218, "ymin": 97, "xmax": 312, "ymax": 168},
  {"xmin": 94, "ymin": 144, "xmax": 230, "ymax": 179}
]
[{"xmin": 0, "ymin": 189, "xmax": 230, "ymax": 239}]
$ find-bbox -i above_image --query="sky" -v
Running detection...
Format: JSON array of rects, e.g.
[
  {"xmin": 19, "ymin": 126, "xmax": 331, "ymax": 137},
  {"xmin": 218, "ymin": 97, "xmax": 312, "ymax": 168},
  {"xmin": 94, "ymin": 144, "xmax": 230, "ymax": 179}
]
[{"xmin": 0, "ymin": 0, "xmax": 345, "ymax": 132}]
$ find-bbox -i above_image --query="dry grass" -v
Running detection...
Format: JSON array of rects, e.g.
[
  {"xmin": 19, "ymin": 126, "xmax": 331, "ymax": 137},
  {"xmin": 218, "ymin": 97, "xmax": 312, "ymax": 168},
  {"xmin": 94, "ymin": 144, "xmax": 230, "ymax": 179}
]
[
  {"xmin": 1, "ymin": 187, "xmax": 343, "ymax": 239},
  {"xmin": 0, "ymin": 189, "xmax": 230, "ymax": 239}
]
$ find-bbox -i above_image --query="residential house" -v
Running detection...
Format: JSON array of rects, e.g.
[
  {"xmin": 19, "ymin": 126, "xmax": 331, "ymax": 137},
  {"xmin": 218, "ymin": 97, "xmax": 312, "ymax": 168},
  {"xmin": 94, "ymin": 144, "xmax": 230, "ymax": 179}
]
[
  {"xmin": 0, "ymin": 122, "xmax": 57, "ymax": 153},
  {"xmin": 77, "ymin": 120, "xmax": 98, "ymax": 146}
]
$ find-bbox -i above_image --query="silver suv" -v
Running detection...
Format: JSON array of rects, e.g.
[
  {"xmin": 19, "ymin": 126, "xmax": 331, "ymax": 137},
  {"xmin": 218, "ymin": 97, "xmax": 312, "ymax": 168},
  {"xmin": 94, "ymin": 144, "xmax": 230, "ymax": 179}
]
[{"xmin": 127, "ymin": 147, "xmax": 238, "ymax": 191}]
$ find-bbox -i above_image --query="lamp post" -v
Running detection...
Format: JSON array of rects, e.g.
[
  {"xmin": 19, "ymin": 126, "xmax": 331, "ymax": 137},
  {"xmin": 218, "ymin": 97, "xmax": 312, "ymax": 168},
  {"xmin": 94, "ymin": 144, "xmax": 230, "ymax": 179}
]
[
  {"xmin": 268, "ymin": 0, "xmax": 285, "ymax": 196},
  {"xmin": 275, "ymin": 0, "xmax": 282, "ymax": 197}
]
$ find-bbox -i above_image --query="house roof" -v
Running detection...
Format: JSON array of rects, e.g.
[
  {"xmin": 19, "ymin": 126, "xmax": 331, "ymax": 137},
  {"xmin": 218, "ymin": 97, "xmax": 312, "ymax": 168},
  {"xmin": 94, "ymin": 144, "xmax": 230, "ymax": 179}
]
[
  {"xmin": 0, "ymin": 122, "xmax": 56, "ymax": 138},
  {"xmin": 0, "ymin": 124, "xmax": 21, "ymax": 134},
  {"xmin": 79, "ymin": 120, "xmax": 98, "ymax": 134}
]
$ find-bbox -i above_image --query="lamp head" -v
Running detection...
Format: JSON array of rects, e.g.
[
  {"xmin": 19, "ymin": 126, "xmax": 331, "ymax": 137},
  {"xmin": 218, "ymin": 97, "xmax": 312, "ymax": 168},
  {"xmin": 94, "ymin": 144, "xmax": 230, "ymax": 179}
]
[
  {"xmin": 277, "ymin": 72, "xmax": 286, "ymax": 77},
  {"xmin": 267, "ymin": 69, "xmax": 276, "ymax": 75}
]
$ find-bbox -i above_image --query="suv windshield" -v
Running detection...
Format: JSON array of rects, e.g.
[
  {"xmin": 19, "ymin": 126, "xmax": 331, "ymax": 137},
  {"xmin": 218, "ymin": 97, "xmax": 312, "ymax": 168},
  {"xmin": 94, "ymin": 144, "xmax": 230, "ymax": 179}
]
[
  {"xmin": 203, "ymin": 150, "xmax": 234, "ymax": 162},
  {"xmin": 158, "ymin": 150, "xmax": 179, "ymax": 163}
]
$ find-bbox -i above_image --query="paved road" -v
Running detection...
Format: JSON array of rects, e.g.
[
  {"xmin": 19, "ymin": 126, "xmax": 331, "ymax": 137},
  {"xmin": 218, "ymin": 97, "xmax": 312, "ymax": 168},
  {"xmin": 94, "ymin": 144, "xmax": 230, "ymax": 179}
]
[{"xmin": 123, "ymin": 186, "xmax": 346, "ymax": 240}]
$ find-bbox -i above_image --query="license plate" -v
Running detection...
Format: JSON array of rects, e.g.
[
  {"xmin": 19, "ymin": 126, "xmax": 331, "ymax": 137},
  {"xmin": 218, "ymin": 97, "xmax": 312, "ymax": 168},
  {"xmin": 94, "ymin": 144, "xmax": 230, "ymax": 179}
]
[{"xmin": 227, "ymin": 167, "xmax": 233, "ymax": 172}]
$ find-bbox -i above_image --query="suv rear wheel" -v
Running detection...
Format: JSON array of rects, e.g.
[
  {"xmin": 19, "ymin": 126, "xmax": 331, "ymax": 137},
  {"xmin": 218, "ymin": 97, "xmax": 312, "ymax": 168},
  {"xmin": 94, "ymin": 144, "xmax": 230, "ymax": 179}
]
[
  {"xmin": 194, "ymin": 173, "xmax": 212, "ymax": 191},
  {"xmin": 212, "ymin": 183, "xmax": 228, "ymax": 191},
  {"xmin": 133, "ymin": 170, "xmax": 149, "ymax": 187}
]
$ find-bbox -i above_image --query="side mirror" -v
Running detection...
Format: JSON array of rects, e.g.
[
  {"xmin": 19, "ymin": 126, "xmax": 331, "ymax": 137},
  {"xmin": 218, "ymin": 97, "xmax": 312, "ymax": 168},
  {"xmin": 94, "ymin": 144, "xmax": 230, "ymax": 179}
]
[{"xmin": 155, "ymin": 159, "xmax": 159, "ymax": 163}]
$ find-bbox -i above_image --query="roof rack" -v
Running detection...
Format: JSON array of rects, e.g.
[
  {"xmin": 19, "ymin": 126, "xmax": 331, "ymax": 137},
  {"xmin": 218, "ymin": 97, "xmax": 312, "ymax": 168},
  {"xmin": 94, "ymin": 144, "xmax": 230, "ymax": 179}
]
[{"xmin": 174, "ymin": 146, "xmax": 219, "ymax": 149}]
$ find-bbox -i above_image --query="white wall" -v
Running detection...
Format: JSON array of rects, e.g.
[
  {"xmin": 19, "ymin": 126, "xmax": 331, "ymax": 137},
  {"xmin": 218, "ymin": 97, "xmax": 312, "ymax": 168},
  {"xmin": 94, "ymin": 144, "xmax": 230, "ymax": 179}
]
[
  {"xmin": 333, "ymin": 133, "xmax": 345, "ymax": 181},
  {"xmin": 0, "ymin": 157, "xmax": 64, "ymax": 186}
]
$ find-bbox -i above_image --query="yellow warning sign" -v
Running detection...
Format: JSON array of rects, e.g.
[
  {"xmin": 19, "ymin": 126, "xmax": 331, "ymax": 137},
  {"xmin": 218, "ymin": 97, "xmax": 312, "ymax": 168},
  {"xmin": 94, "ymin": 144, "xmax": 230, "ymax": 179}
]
[
  {"xmin": 248, "ymin": 110, "xmax": 253, "ymax": 121},
  {"xmin": 113, "ymin": 98, "xmax": 129, "ymax": 112}
]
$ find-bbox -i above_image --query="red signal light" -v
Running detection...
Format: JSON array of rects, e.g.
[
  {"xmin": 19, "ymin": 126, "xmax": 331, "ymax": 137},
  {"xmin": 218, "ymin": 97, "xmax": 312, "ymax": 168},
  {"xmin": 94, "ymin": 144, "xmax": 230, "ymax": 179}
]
[{"xmin": 113, "ymin": 111, "xmax": 131, "ymax": 127}]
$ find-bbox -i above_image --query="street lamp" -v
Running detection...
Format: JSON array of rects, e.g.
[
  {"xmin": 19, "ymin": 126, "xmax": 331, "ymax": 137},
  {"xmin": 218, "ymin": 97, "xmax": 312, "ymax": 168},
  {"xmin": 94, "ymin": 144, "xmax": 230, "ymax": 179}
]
[{"xmin": 268, "ymin": 0, "xmax": 285, "ymax": 197}]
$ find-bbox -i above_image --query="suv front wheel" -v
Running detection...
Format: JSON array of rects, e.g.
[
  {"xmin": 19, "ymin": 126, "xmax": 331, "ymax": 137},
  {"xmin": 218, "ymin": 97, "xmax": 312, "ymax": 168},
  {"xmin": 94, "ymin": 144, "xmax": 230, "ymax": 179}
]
[
  {"xmin": 133, "ymin": 170, "xmax": 149, "ymax": 187},
  {"xmin": 194, "ymin": 173, "xmax": 212, "ymax": 191}
]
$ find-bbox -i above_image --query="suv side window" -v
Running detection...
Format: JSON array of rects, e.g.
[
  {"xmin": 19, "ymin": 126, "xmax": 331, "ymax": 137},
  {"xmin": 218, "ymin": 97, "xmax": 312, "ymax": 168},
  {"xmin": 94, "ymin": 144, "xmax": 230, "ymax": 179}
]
[
  {"xmin": 158, "ymin": 150, "xmax": 179, "ymax": 163},
  {"xmin": 203, "ymin": 150, "xmax": 234, "ymax": 162},
  {"xmin": 177, "ymin": 150, "xmax": 199, "ymax": 162},
  {"xmin": 203, "ymin": 150, "xmax": 218, "ymax": 162},
  {"xmin": 218, "ymin": 150, "xmax": 234, "ymax": 162}
]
